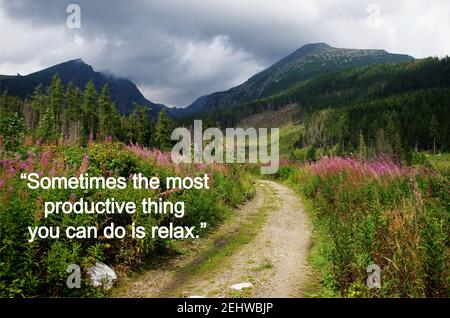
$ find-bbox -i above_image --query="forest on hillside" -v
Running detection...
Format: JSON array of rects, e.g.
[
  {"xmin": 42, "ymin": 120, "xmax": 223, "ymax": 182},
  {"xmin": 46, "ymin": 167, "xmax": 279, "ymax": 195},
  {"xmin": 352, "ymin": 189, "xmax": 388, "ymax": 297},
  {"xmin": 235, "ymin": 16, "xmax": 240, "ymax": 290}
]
[
  {"xmin": 2, "ymin": 57, "xmax": 449, "ymax": 160},
  {"xmin": 198, "ymin": 57, "xmax": 450, "ymax": 158},
  {"xmin": 0, "ymin": 75, "xmax": 175, "ymax": 153}
]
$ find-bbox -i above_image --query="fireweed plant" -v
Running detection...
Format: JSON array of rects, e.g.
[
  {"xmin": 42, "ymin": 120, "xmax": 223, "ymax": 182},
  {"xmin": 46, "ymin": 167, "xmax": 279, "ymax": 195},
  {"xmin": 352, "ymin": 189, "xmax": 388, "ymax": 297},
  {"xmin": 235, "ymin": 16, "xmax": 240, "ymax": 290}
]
[
  {"xmin": 276, "ymin": 156, "xmax": 448, "ymax": 297},
  {"xmin": 0, "ymin": 139, "xmax": 254, "ymax": 297}
]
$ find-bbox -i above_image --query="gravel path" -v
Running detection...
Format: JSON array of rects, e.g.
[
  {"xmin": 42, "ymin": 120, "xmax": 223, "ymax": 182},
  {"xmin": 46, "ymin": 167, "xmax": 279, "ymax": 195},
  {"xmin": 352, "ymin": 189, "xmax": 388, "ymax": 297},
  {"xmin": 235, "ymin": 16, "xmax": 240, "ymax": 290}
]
[{"xmin": 114, "ymin": 180, "xmax": 313, "ymax": 298}]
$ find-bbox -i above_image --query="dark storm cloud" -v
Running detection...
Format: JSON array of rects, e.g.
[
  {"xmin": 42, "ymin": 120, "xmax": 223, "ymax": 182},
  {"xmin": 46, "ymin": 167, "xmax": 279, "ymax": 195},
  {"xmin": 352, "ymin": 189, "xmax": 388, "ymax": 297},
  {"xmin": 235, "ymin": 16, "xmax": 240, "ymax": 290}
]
[{"xmin": 1, "ymin": 0, "xmax": 449, "ymax": 106}]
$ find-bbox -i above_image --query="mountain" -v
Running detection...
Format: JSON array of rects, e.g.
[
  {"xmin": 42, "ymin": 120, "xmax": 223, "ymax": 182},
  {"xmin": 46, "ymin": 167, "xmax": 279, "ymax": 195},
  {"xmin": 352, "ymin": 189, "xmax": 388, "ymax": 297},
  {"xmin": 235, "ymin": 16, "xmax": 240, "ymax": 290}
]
[
  {"xmin": 0, "ymin": 59, "xmax": 167, "ymax": 117},
  {"xmin": 170, "ymin": 95, "xmax": 207, "ymax": 118},
  {"xmin": 177, "ymin": 43, "xmax": 413, "ymax": 117},
  {"xmin": 0, "ymin": 44, "xmax": 414, "ymax": 119}
]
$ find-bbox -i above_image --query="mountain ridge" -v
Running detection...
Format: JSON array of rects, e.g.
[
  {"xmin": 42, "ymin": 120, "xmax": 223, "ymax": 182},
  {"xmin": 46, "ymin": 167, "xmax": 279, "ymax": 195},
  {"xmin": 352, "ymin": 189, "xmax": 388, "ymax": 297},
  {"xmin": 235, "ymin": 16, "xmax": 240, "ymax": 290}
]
[
  {"xmin": 0, "ymin": 43, "xmax": 414, "ymax": 119},
  {"xmin": 0, "ymin": 59, "xmax": 168, "ymax": 118},
  {"xmin": 175, "ymin": 43, "xmax": 413, "ymax": 117}
]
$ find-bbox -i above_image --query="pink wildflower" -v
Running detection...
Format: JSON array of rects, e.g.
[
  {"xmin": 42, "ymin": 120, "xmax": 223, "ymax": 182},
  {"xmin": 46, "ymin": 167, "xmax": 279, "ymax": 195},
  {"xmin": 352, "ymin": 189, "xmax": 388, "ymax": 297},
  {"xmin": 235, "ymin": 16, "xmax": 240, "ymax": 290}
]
[{"xmin": 78, "ymin": 154, "xmax": 89, "ymax": 175}]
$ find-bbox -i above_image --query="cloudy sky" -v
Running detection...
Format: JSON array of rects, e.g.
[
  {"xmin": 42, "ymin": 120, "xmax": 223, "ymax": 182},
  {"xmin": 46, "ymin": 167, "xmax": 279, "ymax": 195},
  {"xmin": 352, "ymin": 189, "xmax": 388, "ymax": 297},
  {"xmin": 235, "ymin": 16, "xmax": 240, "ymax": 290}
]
[{"xmin": 1, "ymin": 0, "xmax": 449, "ymax": 106}]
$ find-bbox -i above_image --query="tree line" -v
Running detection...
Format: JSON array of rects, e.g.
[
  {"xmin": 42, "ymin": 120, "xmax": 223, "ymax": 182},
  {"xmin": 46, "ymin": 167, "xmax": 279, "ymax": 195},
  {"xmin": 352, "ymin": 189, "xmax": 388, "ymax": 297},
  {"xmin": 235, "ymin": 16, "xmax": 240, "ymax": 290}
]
[
  {"xmin": 190, "ymin": 57, "xmax": 450, "ymax": 156},
  {"xmin": 302, "ymin": 88, "xmax": 449, "ymax": 160},
  {"xmin": 0, "ymin": 74, "xmax": 175, "ymax": 151}
]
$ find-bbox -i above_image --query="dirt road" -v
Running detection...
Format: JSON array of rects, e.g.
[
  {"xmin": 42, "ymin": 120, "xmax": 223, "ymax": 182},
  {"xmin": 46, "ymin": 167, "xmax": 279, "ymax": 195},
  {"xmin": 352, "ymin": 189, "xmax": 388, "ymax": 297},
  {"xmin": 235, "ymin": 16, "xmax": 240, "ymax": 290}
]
[{"xmin": 114, "ymin": 180, "xmax": 312, "ymax": 298}]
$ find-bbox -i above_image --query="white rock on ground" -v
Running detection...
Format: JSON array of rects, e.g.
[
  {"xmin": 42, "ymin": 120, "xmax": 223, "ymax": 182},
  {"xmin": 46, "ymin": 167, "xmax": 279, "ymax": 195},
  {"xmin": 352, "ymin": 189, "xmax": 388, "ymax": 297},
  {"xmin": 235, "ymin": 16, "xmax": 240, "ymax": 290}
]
[
  {"xmin": 230, "ymin": 282, "xmax": 253, "ymax": 291},
  {"xmin": 87, "ymin": 262, "xmax": 117, "ymax": 289}
]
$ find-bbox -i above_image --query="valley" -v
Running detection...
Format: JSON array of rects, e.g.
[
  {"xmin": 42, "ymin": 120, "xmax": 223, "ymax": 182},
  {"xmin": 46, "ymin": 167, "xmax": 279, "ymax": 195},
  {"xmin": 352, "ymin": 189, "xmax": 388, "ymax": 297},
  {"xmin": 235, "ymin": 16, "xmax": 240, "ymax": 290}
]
[{"xmin": 1, "ymin": 42, "xmax": 448, "ymax": 298}]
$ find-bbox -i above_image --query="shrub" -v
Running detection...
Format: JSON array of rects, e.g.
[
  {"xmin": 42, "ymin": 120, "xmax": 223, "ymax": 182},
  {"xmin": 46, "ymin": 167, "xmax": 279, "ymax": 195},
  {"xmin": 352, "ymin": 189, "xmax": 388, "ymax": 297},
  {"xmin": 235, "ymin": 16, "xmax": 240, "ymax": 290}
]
[
  {"xmin": 0, "ymin": 141, "xmax": 254, "ymax": 297},
  {"xmin": 290, "ymin": 148, "xmax": 309, "ymax": 163},
  {"xmin": 286, "ymin": 156, "xmax": 449, "ymax": 297}
]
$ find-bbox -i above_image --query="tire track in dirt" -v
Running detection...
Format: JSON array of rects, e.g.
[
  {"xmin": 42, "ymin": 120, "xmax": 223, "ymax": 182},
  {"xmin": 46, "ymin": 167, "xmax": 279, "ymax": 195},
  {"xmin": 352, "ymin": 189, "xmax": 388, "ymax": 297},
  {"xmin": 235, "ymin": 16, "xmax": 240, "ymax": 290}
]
[{"xmin": 114, "ymin": 180, "xmax": 312, "ymax": 298}]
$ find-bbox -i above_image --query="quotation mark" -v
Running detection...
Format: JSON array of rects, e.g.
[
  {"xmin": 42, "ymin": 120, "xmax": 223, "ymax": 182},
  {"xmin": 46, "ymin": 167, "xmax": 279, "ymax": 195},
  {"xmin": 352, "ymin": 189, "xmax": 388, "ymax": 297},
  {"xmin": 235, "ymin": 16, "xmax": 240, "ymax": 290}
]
[{"xmin": 195, "ymin": 222, "xmax": 207, "ymax": 238}]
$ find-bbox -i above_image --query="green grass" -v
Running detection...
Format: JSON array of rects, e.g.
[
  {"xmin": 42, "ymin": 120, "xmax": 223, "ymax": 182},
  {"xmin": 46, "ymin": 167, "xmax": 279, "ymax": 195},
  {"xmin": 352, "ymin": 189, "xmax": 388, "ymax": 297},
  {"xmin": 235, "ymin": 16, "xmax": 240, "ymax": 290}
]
[
  {"xmin": 427, "ymin": 153, "xmax": 450, "ymax": 177},
  {"xmin": 251, "ymin": 259, "xmax": 274, "ymax": 272},
  {"xmin": 278, "ymin": 124, "xmax": 303, "ymax": 158},
  {"xmin": 235, "ymin": 103, "xmax": 303, "ymax": 159},
  {"xmin": 260, "ymin": 123, "xmax": 303, "ymax": 160}
]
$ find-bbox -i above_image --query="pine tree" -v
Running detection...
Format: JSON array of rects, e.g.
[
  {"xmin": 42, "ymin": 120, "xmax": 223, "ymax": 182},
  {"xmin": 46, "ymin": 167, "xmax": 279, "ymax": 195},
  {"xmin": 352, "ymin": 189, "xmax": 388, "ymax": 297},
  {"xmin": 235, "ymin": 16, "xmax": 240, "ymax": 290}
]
[
  {"xmin": 98, "ymin": 84, "xmax": 120, "ymax": 140},
  {"xmin": 65, "ymin": 82, "xmax": 82, "ymax": 120},
  {"xmin": 385, "ymin": 113, "xmax": 402, "ymax": 159},
  {"xmin": 307, "ymin": 144, "xmax": 317, "ymax": 162},
  {"xmin": 135, "ymin": 104, "xmax": 153, "ymax": 145},
  {"xmin": 64, "ymin": 82, "xmax": 82, "ymax": 139},
  {"xmin": 429, "ymin": 115, "xmax": 439, "ymax": 154},
  {"xmin": 31, "ymin": 84, "xmax": 46, "ymax": 130},
  {"xmin": 154, "ymin": 110, "xmax": 174, "ymax": 150},
  {"xmin": 81, "ymin": 80, "xmax": 98, "ymax": 144},
  {"xmin": 358, "ymin": 131, "xmax": 368, "ymax": 160},
  {"xmin": 47, "ymin": 74, "xmax": 64, "ymax": 132},
  {"xmin": 337, "ymin": 113, "xmax": 349, "ymax": 151},
  {"xmin": 376, "ymin": 128, "xmax": 392, "ymax": 156},
  {"xmin": 37, "ymin": 104, "xmax": 58, "ymax": 142},
  {"xmin": 0, "ymin": 101, "xmax": 27, "ymax": 150}
]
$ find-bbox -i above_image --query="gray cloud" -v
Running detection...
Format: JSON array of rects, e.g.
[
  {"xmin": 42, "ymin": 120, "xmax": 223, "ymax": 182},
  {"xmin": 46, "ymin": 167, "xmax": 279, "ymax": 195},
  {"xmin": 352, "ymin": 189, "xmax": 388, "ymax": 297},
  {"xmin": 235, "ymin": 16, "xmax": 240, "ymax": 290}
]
[{"xmin": 1, "ymin": 0, "xmax": 449, "ymax": 106}]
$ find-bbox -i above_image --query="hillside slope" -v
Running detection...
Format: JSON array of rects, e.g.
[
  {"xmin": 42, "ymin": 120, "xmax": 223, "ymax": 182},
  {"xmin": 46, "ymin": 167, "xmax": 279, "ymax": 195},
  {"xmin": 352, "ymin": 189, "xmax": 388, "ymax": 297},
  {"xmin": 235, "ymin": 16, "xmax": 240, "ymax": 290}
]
[
  {"xmin": 176, "ymin": 43, "xmax": 413, "ymax": 117},
  {"xmin": 201, "ymin": 57, "xmax": 450, "ymax": 153},
  {"xmin": 0, "ymin": 59, "xmax": 168, "ymax": 117}
]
